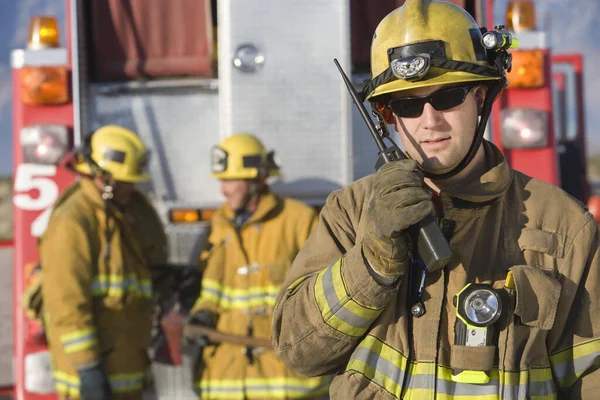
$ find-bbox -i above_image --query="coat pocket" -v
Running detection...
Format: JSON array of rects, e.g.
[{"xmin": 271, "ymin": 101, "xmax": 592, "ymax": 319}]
[
  {"xmin": 499, "ymin": 265, "xmax": 562, "ymax": 373},
  {"xmin": 450, "ymin": 345, "xmax": 497, "ymax": 384},
  {"xmin": 451, "ymin": 345, "xmax": 496, "ymax": 372},
  {"xmin": 511, "ymin": 264, "xmax": 561, "ymax": 330}
]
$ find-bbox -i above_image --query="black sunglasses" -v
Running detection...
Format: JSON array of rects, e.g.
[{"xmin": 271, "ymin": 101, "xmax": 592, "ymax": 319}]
[{"xmin": 388, "ymin": 84, "xmax": 477, "ymax": 119}]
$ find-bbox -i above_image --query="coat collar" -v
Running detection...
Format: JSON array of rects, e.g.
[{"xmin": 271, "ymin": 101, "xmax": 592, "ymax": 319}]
[
  {"xmin": 439, "ymin": 140, "xmax": 513, "ymax": 205},
  {"xmin": 79, "ymin": 177, "xmax": 135, "ymax": 219},
  {"xmin": 215, "ymin": 189, "xmax": 282, "ymax": 228}
]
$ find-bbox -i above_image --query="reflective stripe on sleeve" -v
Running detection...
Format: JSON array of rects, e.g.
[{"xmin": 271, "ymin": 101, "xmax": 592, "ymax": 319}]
[
  {"xmin": 53, "ymin": 370, "xmax": 147, "ymax": 396},
  {"xmin": 196, "ymin": 376, "xmax": 331, "ymax": 399},
  {"xmin": 313, "ymin": 257, "xmax": 383, "ymax": 337},
  {"xmin": 550, "ymin": 337, "xmax": 600, "ymax": 390},
  {"xmin": 59, "ymin": 327, "xmax": 98, "ymax": 354}
]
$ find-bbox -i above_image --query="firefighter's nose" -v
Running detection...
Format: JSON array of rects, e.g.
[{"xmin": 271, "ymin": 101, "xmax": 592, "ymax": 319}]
[{"xmin": 420, "ymin": 103, "xmax": 444, "ymax": 129}]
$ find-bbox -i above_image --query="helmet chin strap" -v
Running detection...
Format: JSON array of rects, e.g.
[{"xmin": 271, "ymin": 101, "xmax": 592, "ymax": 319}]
[
  {"xmin": 233, "ymin": 180, "xmax": 263, "ymax": 215},
  {"xmin": 232, "ymin": 180, "xmax": 264, "ymax": 230},
  {"xmin": 421, "ymin": 78, "xmax": 506, "ymax": 180}
]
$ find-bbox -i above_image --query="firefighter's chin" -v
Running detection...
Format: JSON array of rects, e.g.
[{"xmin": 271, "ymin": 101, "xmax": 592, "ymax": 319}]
[
  {"xmin": 409, "ymin": 146, "xmax": 466, "ymax": 176},
  {"xmin": 418, "ymin": 155, "xmax": 461, "ymax": 176},
  {"xmin": 113, "ymin": 182, "xmax": 136, "ymax": 205},
  {"xmin": 224, "ymin": 196, "xmax": 243, "ymax": 213}
]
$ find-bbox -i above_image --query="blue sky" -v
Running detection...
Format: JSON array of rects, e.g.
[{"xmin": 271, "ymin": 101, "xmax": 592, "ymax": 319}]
[{"xmin": 0, "ymin": 0, "xmax": 599, "ymax": 177}]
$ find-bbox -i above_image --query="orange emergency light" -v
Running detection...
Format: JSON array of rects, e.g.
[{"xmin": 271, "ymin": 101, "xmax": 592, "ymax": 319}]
[
  {"xmin": 27, "ymin": 16, "xmax": 60, "ymax": 49},
  {"xmin": 505, "ymin": 1, "xmax": 544, "ymax": 89},
  {"xmin": 169, "ymin": 208, "xmax": 217, "ymax": 223},
  {"xmin": 506, "ymin": 1, "xmax": 537, "ymax": 32},
  {"xmin": 21, "ymin": 16, "xmax": 69, "ymax": 105},
  {"xmin": 507, "ymin": 49, "xmax": 545, "ymax": 89},
  {"xmin": 21, "ymin": 66, "xmax": 69, "ymax": 105}
]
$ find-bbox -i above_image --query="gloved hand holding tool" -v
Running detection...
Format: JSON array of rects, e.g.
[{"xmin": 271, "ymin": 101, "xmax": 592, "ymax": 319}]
[{"xmin": 363, "ymin": 159, "xmax": 434, "ymax": 282}]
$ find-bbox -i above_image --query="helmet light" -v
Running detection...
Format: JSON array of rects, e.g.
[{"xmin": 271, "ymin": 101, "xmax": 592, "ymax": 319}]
[{"xmin": 390, "ymin": 54, "xmax": 431, "ymax": 82}]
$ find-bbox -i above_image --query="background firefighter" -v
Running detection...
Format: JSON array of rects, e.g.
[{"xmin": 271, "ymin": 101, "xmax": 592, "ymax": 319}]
[
  {"xmin": 272, "ymin": 0, "xmax": 600, "ymax": 398},
  {"xmin": 187, "ymin": 133, "xmax": 331, "ymax": 399},
  {"xmin": 39, "ymin": 125, "xmax": 168, "ymax": 399}
]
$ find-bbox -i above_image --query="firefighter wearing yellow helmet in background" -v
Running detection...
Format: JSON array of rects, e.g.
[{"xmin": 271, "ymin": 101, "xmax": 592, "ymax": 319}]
[
  {"xmin": 187, "ymin": 133, "xmax": 331, "ymax": 399},
  {"xmin": 40, "ymin": 125, "xmax": 168, "ymax": 400},
  {"xmin": 272, "ymin": 0, "xmax": 600, "ymax": 399}
]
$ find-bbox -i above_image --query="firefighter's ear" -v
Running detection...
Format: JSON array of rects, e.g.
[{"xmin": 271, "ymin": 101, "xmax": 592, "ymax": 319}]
[
  {"xmin": 374, "ymin": 101, "xmax": 395, "ymax": 124},
  {"xmin": 474, "ymin": 84, "xmax": 488, "ymax": 116}
]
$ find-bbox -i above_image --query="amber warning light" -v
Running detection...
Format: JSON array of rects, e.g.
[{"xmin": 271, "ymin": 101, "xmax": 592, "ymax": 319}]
[
  {"xmin": 506, "ymin": 1, "xmax": 537, "ymax": 32},
  {"xmin": 27, "ymin": 16, "xmax": 60, "ymax": 49},
  {"xmin": 21, "ymin": 16, "xmax": 69, "ymax": 106}
]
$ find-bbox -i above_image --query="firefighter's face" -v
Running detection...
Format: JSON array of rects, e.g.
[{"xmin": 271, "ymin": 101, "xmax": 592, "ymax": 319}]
[
  {"xmin": 94, "ymin": 177, "xmax": 136, "ymax": 205},
  {"xmin": 220, "ymin": 179, "xmax": 253, "ymax": 211},
  {"xmin": 391, "ymin": 83, "xmax": 487, "ymax": 175},
  {"xmin": 113, "ymin": 181, "xmax": 136, "ymax": 205}
]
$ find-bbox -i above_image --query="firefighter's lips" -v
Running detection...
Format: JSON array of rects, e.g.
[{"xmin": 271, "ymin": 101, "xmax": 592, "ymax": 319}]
[{"xmin": 420, "ymin": 137, "xmax": 451, "ymax": 150}]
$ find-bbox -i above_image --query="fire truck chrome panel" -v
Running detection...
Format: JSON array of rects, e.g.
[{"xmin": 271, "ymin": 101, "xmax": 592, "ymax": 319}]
[
  {"xmin": 219, "ymin": 0, "xmax": 352, "ymax": 204},
  {"xmin": 88, "ymin": 83, "xmax": 222, "ymax": 209}
]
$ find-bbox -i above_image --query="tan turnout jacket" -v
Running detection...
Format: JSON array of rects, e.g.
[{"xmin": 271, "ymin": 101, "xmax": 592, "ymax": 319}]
[
  {"xmin": 191, "ymin": 190, "xmax": 331, "ymax": 399},
  {"xmin": 40, "ymin": 178, "xmax": 168, "ymax": 399},
  {"xmin": 273, "ymin": 141, "xmax": 600, "ymax": 399}
]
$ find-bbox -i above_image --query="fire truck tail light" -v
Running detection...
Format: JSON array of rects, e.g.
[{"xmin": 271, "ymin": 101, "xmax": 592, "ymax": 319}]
[
  {"xmin": 27, "ymin": 16, "xmax": 60, "ymax": 49},
  {"xmin": 20, "ymin": 124, "xmax": 70, "ymax": 165},
  {"xmin": 506, "ymin": 1, "xmax": 537, "ymax": 32},
  {"xmin": 169, "ymin": 208, "xmax": 216, "ymax": 223},
  {"xmin": 507, "ymin": 50, "xmax": 545, "ymax": 89},
  {"xmin": 501, "ymin": 108, "xmax": 549, "ymax": 149},
  {"xmin": 21, "ymin": 66, "xmax": 69, "ymax": 105}
]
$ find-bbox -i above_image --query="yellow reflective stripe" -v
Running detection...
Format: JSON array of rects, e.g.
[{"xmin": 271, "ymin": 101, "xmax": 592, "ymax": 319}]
[
  {"xmin": 285, "ymin": 274, "xmax": 313, "ymax": 293},
  {"xmin": 53, "ymin": 370, "xmax": 146, "ymax": 395},
  {"xmin": 59, "ymin": 327, "xmax": 97, "ymax": 354},
  {"xmin": 550, "ymin": 337, "xmax": 600, "ymax": 389},
  {"xmin": 346, "ymin": 335, "xmax": 408, "ymax": 397},
  {"xmin": 200, "ymin": 279, "xmax": 280, "ymax": 310},
  {"xmin": 92, "ymin": 274, "xmax": 152, "ymax": 298},
  {"xmin": 314, "ymin": 258, "xmax": 382, "ymax": 337},
  {"xmin": 347, "ymin": 335, "xmax": 559, "ymax": 399},
  {"xmin": 60, "ymin": 327, "xmax": 95, "ymax": 342},
  {"xmin": 54, "ymin": 371, "xmax": 80, "ymax": 398},
  {"xmin": 109, "ymin": 372, "xmax": 146, "ymax": 393},
  {"xmin": 196, "ymin": 377, "xmax": 330, "ymax": 398}
]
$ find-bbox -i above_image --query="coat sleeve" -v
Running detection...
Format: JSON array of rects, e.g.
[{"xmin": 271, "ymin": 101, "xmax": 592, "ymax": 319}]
[
  {"xmin": 546, "ymin": 214, "xmax": 600, "ymax": 398},
  {"xmin": 295, "ymin": 206, "xmax": 319, "ymax": 250},
  {"xmin": 272, "ymin": 189, "xmax": 397, "ymax": 377},
  {"xmin": 135, "ymin": 191, "xmax": 169, "ymax": 265},
  {"xmin": 190, "ymin": 223, "xmax": 225, "ymax": 316},
  {"xmin": 40, "ymin": 214, "xmax": 100, "ymax": 369}
]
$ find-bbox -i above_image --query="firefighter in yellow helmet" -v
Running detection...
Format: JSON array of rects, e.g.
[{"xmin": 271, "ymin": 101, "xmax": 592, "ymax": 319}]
[
  {"xmin": 273, "ymin": 1, "xmax": 600, "ymax": 398},
  {"xmin": 187, "ymin": 133, "xmax": 330, "ymax": 399},
  {"xmin": 40, "ymin": 125, "xmax": 168, "ymax": 400}
]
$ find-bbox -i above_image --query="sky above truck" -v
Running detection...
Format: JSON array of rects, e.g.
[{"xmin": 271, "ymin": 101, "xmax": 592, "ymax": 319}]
[{"xmin": 0, "ymin": 0, "xmax": 598, "ymax": 177}]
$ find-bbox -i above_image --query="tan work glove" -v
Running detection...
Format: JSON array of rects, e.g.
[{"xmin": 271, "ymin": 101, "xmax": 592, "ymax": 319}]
[{"xmin": 362, "ymin": 159, "xmax": 433, "ymax": 282}]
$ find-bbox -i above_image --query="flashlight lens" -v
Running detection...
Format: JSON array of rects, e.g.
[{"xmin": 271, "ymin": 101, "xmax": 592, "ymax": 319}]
[
  {"xmin": 482, "ymin": 33, "xmax": 499, "ymax": 49},
  {"xmin": 464, "ymin": 289, "xmax": 499, "ymax": 325}
]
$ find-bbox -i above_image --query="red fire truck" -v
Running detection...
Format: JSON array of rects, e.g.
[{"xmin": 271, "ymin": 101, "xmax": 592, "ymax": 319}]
[
  {"xmin": 491, "ymin": 1, "xmax": 590, "ymax": 204},
  {"xmin": 9, "ymin": 0, "xmax": 591, "ymax": 399}
]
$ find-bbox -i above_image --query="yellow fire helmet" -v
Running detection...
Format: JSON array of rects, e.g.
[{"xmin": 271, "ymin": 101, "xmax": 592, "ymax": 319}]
[
  {"xmin": 74, "ymin": 125, "xmax": 150, "ymax": 183},
  {"xmin": 362, "ymin": 0, "xmax": 515, "ymax": 180},
  {"xmin": 211, "ymin": 133, "xmax": 280, "ymax": 180},
  {"xmin": 363, "ymin": 0, "xmax": 510, "ymax": 101}
]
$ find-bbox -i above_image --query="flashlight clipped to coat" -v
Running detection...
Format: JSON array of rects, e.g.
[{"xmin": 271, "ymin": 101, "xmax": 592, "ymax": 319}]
[{"xmin": 452, "ymin": 283, "xmax": 503, "ymax": 384}]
